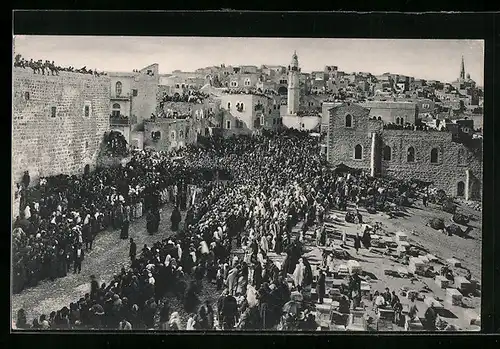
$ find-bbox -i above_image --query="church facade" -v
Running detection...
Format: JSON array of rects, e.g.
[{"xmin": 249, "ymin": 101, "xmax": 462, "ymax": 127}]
[{"xmin": 326, "ymin": 103, "xmax": 482, "ymax": 200}]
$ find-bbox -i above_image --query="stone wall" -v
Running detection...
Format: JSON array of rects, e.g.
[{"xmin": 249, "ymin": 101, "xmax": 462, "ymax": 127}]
[
  {"xmin": 327, "ymin": 103, "xmax": 483, "ymax": 199},
  {"xmin": 282, "ymin": 115, "xmax": 321, "ymax": 131},
  {"xmin": 12, "ymin": 68, "xmax": 111, "ymax": 187},
  {"xmin": 144, "ymin": 118, "xmax": 198, "ymax": 152},
  {"xmin": 131, "ymin": 64, "xmax": 159, "ymax": 130}
]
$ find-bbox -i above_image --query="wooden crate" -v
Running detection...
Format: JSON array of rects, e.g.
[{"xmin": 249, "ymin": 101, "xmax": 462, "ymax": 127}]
[
  {"xmin": 404, "ymin": 317, "xmax": 424, "ymax": 331},
  {"xmin": 454, "ymin": 276, "xmax": 473, "ymax": 294},
  {"xmin": 435, "ymin": 275, "xmax": 450, "ymax": 289},
  {"xmin": 445, "ymin": 288, "xmax": 463, "ymax": 306},
  {"xmin": 376, "ymin": 319, "xmax": 394, "ymax": 331}
]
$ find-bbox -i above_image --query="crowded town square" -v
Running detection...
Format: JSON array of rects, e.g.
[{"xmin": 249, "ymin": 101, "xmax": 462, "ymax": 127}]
[{"xmin": 12, "ymin": 36, "xmax": 483, "ymax": 331}]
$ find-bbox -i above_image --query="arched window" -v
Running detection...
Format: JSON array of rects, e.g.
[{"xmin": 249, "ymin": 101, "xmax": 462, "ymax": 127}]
[
  {"xmin": 396, "ymin": 117, "xmax": 400, "ymax": 125},
  {"xmin": 171, "ymin": 131, "xmax": 176, "ymax": 140},
  {"xmin": 354, "ymin": 144, "xmax": 362, "ymax": 159},
  {"xmin": 112, "ymin": 103, "xmax": 121, "ymax": 117},
  {"xmin": 179, "ymin": 130, "xmax": 184, "ymax": 138},
  {"xmin": 227, "ymin": 102, "xmax": 231, "ymax": 109},
  {"xmin": 345, "ymin": 114, "xmax": 352, "ymax": 128},
  {"xmin": 244, "ymin": 78, "xmax": 251, "ymax": 86},
  {"xmin": 383, "ymin": 145, "xmax": 391, "ymax": 161},
  {"xmin": 115, "ymin": 81, "xmax": 122, "ymax": 96},
  {"xmin": 430, "ymin": 148, "xmax": 439, "ymax": 163},
  {"xmin": 230, "ymin": 81, "xmax": 238, "ymax": 87},
  {"xmin": 377, "ymin": 116, "xmax": 382, "ymax": 121},
  {"xmin": 407, "ymin": 147, "xmax": 415, "ymax": 162},
  {"xmin": 457, "ymin": 181, "xmax": 465, "ymax": 197},
  {"xmin": 151, "ymin": 131, "xmax": 161, "ymax": 141}
]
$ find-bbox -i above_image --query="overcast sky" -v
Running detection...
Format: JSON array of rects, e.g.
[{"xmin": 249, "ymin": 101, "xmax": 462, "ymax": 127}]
[{"xmin": 13, "ymin": 36, "xmax": 484, "ymax": 85}]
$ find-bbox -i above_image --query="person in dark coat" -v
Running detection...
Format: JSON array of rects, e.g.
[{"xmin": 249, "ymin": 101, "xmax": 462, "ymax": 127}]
[
  {"xmin": 153, "ymin": 209, "xmax": 161, "ymax": 234},
  {"xmin": 361, "ymin": 229, "xmax": 371, "ymax": 250},
  {"xmin": 146, "ymin": 211, "xmax": 155, "ymax": 235},
  {"xmin": 129, "ymin": 238, "xmax": 137, "ymax": 262},
  {"xmin": 253, "ymin": 262, "xmax": 263, "ymax": 290},
  {"xmin": 424, "ymin": 304, "xmax": 437, "ymax": 331},
  {"xmin": 354, "ymin": 233, "xmax": 361, "ymax": 254},
  {"xmin": 221, "ymin": 292, "xmax": 238, "ymax": 330},
  {"xmin": 73, "ymin": 243, "xmax": 84, "ymax": 274},
  {"xmin": 90, "ymin": 275, "xmax": 99, "ymax": 301},
  {"xmin": 82, "ymin": 222, "xmax": 92, "ymax": 251},
  {"xmin": 170, "ymin": 206, "xmax": 181, "ymax": 232},
  {"xmin": 316, "ymin": 269, "xmax": 326, "ymax": 304},
  {"xmin": 120, "ymin": 204, "xmax": 130, "ymax": 239}
]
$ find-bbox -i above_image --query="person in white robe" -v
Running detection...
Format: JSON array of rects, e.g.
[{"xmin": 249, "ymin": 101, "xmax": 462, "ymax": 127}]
[
  {"xmin": 177, "ymin": 244, "xmax": 183, "ymax": 261},
  {"xmin": 24, "ymin": 205, "xmax": 31, "ymax": 220},
  {"xmin": 246, "ymin": 285, "xmax": 258, "ymax": 307},
  {"xmin": 293, "ymin": 258, "xmax": 306, "ymax": 289},
  {"xmin": 326, "ymin": 253, "xmax": 335, "ymax": 274},
  {"xmin": 186, "ymin": 314, "xmax": 196, "ymax": 330},
  {"xmin": 260, "ymin": 235, "xmax": 269, "ymax": 255}
]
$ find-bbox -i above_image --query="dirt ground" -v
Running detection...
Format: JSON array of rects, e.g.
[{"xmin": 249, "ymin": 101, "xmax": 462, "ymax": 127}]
[{"xmin": 304, "ymin": 199, "xmax": 482, "ymax": 331}]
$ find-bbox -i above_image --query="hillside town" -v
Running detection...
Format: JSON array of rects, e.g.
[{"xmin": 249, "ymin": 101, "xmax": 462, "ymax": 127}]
[{"xmin": 12, "ymin": 44, "xmax": 483, "ymax": 332}]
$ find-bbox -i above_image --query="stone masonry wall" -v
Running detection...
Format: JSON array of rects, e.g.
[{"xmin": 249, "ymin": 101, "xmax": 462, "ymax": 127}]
[
  {"xmin": 327, "ymin": 103, "xmax": 483, "ymax": 199},
  {"xmin": 12, "ymin": 68, "xmax": 111, "ymax": 190},
  {"xmin": 131, "ymin": 64, "xmax": 159, "ymax": 131},
  {"xmin": 380, "ymin": 130, "xmax": 482, "ymax": 198}
]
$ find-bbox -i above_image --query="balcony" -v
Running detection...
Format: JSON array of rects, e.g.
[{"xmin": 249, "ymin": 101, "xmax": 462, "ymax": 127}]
[
  {"xmin": 111, "ymin": 93, "xmax": 131, "ymax": 101},
  {"xmin": 109, "ymin": 114, "xmax": 137, "ymax": 126}
]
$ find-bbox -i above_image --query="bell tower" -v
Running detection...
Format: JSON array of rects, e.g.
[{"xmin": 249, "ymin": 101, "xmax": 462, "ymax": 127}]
[
  {"xmin": 287, "ymin": 51, "xmax": 300, "ymax": 115},
  {"xmin": 460, "ymin": 55, "xmax": 466, "ymax": 80}
]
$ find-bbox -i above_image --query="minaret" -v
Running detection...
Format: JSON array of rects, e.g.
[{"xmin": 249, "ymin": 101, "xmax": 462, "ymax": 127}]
[
  {"xmin": 460, "ymin": 55, "xmax": 465, "ymax": 80},
  {"xmin": 287, "ymin": 51, "xmax": 300, "ymax": 115}
]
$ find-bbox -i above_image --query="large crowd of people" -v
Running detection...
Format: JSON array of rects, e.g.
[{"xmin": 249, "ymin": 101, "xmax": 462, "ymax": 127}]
[{"xmin": 14, "ymin": 129, "xmax": 429, "ymax": 331}]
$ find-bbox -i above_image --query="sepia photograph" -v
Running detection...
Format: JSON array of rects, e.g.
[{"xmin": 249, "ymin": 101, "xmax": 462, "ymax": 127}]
[{"xmin": 12, "ymin": 35, "xmax": 484, "ymax": 332}]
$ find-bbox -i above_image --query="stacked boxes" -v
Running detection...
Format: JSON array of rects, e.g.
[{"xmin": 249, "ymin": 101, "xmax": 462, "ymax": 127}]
[
  {"xmin": 445, "ymin": 288, "xmax": 463, "ymax": 306},
  {"xmin": 347, "ymin": 260, "xmax": 362, "ymax": 275},
  {"xmin": 336, "ymin": 264, "xmax": 349, "ymax": 277},
  {"xmin": 404, "ymin": 317, "xmax": 424, "ymax": 331},
  {"xmin": 454, "ymin": 276, "xmax": 473, "ymax": 295},
  {"xmin": 360, "ymin": 281, "xmax": 371, "ymax": 299},
  {"xmin": 435, "ymin": 275, "xmax": 450, "ymax": 289},
  {"xmin": 395, "ymin": 231, "xmax": 408, "ymax": 244},
  {"xmin": 408, "ymin": 257, "xmax": 425, "ymax": 275}
]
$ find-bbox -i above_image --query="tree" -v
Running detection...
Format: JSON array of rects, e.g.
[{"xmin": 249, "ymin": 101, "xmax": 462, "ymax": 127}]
[{"xmin": 103, "ymin": 131, "xmax": 129, "ymax": 157}]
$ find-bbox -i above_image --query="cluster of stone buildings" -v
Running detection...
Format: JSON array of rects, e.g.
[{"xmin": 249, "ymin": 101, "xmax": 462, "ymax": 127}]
[{"xmin": 12, "ymin": 51, "xmax": 483, "ymax": 203}]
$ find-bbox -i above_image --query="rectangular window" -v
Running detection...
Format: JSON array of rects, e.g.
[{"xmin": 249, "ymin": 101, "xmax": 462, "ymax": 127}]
[
  {"xmin": 51, "ymin": 106, "xmax": 56, "ymax": 118},
  {"xmin": 84, "ymin": 106, "xmax": 90, "ymax": 117},
  {"xmin": 132, "ymin": 89, "xmax": 138, "ymax": 96},
  {"xmin": 226, "ymin": 120, "xmax": 231, "ymax": 129}
]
